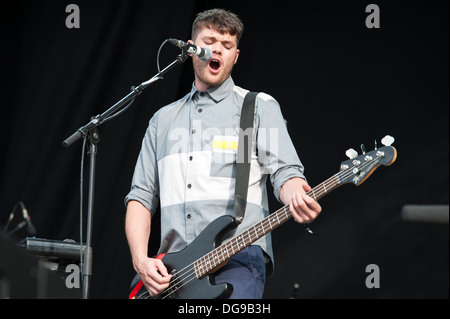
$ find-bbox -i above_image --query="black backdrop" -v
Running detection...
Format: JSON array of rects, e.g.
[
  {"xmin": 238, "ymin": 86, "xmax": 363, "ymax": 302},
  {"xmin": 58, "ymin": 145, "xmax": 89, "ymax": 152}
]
[{"xmin": 1, "ymin": 0, "xmax": 448, "ymax": 299}]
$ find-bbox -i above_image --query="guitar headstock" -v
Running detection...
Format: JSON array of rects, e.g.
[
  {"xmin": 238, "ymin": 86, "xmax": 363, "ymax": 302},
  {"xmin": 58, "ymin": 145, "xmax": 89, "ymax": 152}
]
[{"xmin": 338, "ymin": 135, "xmax": 397, "ymax": 186}]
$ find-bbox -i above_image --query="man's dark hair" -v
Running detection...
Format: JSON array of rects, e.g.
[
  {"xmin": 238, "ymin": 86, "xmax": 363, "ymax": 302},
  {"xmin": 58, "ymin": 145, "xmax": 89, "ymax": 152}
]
[{"xmin": 191, "ymin": 8, "xmax": 244, "ymax": 45}]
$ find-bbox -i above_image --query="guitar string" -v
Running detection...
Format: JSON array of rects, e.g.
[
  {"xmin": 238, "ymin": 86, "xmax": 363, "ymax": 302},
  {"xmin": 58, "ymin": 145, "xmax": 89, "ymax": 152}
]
[{"xmin": 138, "ymin": 155, "xmax": 382, "ymax": 299}]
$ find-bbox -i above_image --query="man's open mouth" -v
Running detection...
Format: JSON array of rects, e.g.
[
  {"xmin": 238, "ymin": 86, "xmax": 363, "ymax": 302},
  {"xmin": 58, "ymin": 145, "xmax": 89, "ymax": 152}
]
[{"xmin": 209, "ymin": 58, "xmax": 221, "ymax": 71}]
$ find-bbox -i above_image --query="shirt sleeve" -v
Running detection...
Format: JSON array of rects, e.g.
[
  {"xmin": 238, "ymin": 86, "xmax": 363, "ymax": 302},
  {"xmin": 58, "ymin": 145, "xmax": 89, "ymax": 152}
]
[
  {"xmin": 255, "ymin": 93, "xmax": 306, "ymax": 202},
  {"xmin": 124, "ymin": 113, "xmax": 160, "ymax": 215}
]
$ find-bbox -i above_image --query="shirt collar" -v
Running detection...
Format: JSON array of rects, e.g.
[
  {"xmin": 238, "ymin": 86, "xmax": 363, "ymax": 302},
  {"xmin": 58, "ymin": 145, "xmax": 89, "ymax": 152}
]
[{"xmin": 189, "ymin": 76, "xmax": 235, "ymax": 103}]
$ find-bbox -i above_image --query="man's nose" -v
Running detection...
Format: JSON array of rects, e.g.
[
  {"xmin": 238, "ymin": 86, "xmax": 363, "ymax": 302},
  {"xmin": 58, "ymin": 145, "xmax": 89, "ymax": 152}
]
[{"xmin": 210, "ymin": 43, "xmax": 223, "ymax": 55}]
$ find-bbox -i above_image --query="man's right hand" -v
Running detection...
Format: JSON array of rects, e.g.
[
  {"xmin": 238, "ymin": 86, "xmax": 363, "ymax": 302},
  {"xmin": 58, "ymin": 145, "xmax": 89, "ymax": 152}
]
[{"xmin": 134, "ymin": 257, "xmax": 173, "ymax": 297}]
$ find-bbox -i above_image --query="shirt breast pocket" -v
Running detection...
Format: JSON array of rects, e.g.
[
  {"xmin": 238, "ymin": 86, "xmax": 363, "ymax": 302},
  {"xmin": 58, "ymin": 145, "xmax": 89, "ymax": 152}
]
[{"xmin": 210, "ymin": 135, "xmax": 238, "ymax": 178}]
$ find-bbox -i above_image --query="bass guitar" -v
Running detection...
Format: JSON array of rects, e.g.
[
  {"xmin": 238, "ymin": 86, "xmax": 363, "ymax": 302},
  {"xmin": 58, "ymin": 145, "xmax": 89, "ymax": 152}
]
[{"xmin": 129, "ymin": 136, "xmax": 397, "ymax": 299}]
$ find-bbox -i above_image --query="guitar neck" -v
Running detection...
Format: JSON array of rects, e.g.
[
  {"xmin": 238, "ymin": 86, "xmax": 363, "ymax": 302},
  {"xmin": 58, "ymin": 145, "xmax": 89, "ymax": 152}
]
[{"xmin": 193, "ymin": 174, "xmax": 340, "ymax": 278}]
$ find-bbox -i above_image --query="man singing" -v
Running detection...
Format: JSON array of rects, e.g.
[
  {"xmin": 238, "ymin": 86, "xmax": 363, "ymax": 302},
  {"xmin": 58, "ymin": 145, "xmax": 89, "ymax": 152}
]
[{"xmin": 125, "ymin": 8, "xmax": 321, "ymax": 299}]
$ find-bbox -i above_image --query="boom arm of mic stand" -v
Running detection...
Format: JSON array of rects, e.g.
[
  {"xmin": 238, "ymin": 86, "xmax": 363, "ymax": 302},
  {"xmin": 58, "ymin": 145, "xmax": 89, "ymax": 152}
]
[
  {"xmin": 62, "ymin": 53, "xmax": 188, "ymax": 147},
  {"xmin": 61, "ymin": 52, "xmax": 188, "ymax": 298}
]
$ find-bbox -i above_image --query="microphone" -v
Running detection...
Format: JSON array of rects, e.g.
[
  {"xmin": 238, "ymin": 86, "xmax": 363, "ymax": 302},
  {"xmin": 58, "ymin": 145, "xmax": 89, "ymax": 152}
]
[
  {"xmin": 168, "ymin": 38, "xmax": 212, "ymax": 62},
  {"xmin": 20, "ymin": 202, "xmax": 36, "ymax": 235}
]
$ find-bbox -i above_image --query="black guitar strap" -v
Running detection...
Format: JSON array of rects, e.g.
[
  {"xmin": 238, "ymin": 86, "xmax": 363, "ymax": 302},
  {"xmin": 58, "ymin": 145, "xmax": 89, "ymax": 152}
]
[{"xmin": 233, "ymin": 92, "xmax": 258, "ymax": 225}]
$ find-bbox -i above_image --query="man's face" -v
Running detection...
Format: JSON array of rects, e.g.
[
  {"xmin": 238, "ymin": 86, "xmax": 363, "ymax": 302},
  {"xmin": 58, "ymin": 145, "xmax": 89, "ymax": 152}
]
[{"xmin": 190, "ymin": 27, "xmax": 240, "ymax": 91}]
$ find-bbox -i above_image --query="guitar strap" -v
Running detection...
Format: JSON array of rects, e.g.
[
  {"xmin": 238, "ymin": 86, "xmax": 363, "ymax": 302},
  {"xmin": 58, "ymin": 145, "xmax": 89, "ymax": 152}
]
[{"xmin": 233, "ymin": 92, "xmax": 258, "ymax": 225}]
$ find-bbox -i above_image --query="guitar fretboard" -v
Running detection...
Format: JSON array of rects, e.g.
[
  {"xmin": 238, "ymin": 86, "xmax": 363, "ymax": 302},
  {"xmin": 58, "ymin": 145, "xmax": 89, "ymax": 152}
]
[{"xmin": 193, "ymin": 175, "xmax": 340, "ymax": 278}]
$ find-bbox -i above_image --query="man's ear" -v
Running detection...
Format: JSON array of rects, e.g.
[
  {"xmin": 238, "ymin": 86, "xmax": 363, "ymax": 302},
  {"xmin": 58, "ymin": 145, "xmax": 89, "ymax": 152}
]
[{"xmin": 234, "ymin": 49, "xmax": 240, "ymax": 65}]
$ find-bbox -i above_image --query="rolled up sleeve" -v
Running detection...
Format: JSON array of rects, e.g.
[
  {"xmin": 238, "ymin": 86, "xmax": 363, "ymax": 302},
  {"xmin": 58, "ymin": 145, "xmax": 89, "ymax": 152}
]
[{"xmin": 124, "ymin": 114, "xmax": 160, "ymax": 215}]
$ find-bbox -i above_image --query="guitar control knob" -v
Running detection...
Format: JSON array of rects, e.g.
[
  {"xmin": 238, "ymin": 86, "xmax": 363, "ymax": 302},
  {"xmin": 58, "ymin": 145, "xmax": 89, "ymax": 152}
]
[{"xmin": 345, "ymin": 148, "xmax": 358, "ymax": 159}]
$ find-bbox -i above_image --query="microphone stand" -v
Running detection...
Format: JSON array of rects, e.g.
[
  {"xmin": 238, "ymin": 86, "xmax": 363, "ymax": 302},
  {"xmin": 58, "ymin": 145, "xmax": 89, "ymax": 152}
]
[{"xmin": 63, "ymin": 50, "xmax": 189, "ymax": 299}]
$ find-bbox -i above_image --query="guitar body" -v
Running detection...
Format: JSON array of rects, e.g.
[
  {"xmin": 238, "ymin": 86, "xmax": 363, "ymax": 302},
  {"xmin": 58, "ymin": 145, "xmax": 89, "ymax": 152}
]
[{"xmin": 129, "ymin": 215, "xmax": 237, "ymax": 299}]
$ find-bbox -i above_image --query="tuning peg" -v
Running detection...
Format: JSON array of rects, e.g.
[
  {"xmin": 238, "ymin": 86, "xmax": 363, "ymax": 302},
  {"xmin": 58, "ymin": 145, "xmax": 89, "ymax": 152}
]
[
  {"xmin": 361, "ymin": 144, "xmax": 366, "ymax": 154},
  {"xmin": 374, "ymin": 139, "xmax": 378, "ymax": 150},
  {"xmin": 345, "ymin": 148, "xmax": 358, "ymax": 159},
  {"xmin": 381, "ymin": 135, "xmax": 395, "ymax": 146}
]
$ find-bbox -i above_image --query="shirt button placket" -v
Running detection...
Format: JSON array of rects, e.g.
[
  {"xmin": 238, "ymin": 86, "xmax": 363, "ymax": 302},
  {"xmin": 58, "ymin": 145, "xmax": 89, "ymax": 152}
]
[
  {"xmin": 185, "ymin": 151, "xmax": 194, "ymax": 244},
  {"xmin": 185, "ymin": 179, "xmax": 194, "ymax": 243},
  {"xmin": 185, "ymin": 92, "xmax": 204, "ymax": 245}
]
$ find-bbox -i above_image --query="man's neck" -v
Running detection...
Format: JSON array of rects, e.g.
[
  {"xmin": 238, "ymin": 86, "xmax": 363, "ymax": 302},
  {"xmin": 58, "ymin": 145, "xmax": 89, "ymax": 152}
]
[
  {"xmin": 194, "ymin": 75, "xmax": 232, "ymax": 92},
  {"xmin": 194, "ymin": 80, "xmax": 212, "ymax": 92}
]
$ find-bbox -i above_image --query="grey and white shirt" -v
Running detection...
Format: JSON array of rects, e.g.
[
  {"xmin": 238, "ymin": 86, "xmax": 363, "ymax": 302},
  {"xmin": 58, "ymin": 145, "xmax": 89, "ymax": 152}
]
[{"xmin": 125, "ymin": 76, "xmax": 305, "ymax": 272}]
